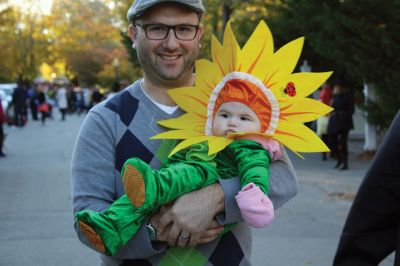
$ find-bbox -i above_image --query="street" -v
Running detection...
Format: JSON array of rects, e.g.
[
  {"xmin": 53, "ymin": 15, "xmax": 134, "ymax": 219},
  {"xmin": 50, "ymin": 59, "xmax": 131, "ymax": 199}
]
[{"xmin": 0, "ymin": 113, "xmax": 393, "ymax": 266}]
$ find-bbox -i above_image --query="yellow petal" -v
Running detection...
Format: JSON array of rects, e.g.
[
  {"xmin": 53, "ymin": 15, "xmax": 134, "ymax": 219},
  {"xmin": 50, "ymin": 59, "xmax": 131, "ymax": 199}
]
[
  {"xmin": 195, "ymin": 59, "xmax": 222, "ymax": 95},
  {"xmin": 211, "ymin": 36, "xmax": 228, "ymax": 76},
  {"xmin": 151, "ymin": 129, "xmax": 202, "ymax": 140},
  {"xmin": 275, "ymin": 71, "xmax": 333, "ymax": 98},
  {"xmin": 240, "ymin": 20, "xmax": 274, "ymax": 78},
  {"xmin": 263, "ymin": 37, "xmax": 304, "ymax": 88},
  {"xmin": 280, "ymin": 98, "xmax": 333, "ymax": 123},
  {"xmin": 211, "ymin": 23, "xmax": 240, "ymax": 75},
  {"xmin": 208, "ymin": 136, "xmax": 233, "ymax": 155},
  {"xmin": 168, "ymin": 87, "xmax": 208, "ymax": 115},
  {"xmin": 222, "ymin": 22, "xmax": 240, "ymax": 71},
  {"xmin": 273, "ymin": 120, "xmax": 329, "ymax": 152},
  {"xmin": 169, "ymin": 136, "xmax": 212, "ymax": 157},
  {"xmin": 157, "ymin": 113, "xmax": 206, "ymax": 129}
]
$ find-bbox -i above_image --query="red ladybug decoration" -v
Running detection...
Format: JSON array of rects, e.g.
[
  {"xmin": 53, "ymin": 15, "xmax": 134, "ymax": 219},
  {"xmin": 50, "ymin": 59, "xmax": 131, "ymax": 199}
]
[{"xmin": 284, "ymin": 82, "xmax": 296, "ymax": 97}]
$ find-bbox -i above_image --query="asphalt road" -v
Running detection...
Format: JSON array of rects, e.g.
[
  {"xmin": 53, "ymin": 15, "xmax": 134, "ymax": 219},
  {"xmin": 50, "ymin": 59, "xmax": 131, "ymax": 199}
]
[{"xmin": 0, "ymin": 112, "xmax": 393, "ymax": 266}]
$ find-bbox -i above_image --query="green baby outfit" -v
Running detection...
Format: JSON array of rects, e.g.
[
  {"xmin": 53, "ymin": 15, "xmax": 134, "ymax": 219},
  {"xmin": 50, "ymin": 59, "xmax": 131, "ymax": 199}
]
[{"xmin": 76, "ymin": 139, "xmax": 271, "ymax": 256}]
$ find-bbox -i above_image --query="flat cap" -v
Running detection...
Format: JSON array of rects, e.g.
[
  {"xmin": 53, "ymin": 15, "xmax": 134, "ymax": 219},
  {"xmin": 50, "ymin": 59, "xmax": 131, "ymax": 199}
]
[{"xmin": 127, "ymin": 0, "xmax": 205, "ymax": 22}]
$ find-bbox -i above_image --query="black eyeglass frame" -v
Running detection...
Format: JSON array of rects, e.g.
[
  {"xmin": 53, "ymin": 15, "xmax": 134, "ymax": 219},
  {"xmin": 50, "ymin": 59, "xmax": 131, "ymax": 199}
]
[{"xmin": 135, "ymin": 23, "xmax": 200, "ymax": 41}]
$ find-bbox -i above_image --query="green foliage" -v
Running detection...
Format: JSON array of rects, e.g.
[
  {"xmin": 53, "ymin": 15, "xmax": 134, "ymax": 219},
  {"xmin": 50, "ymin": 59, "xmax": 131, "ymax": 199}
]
[
  {"xmin": 264, "ymin": 0, "xmax": 400, "ymax": 129},
  {"xmin": 0, "ymin": 3, "xmax": 51, "ymax": 81},
  {"xmin": 361, "ymin": 97, "xmax": 398, "ymax": 130}
]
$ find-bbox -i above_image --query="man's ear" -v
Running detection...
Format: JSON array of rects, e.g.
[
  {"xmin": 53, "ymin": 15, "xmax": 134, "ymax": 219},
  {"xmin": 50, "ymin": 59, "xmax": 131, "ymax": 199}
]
[
  {"xmin": 197, "ymin": 23, "xmax": 204, "ymax": 41},
  {"xmin": 128, "ymin": 24, "xmax": 137, "ymax": 49}
]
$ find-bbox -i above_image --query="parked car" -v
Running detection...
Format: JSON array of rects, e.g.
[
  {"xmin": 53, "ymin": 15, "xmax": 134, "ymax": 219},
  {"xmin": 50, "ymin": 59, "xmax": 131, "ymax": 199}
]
[
  {"xmin": 0, "ymin": 90, "xmax": 7, "ymax": 111},
  {"xmin": 0, "ymin": 83, "xmax": 17, "ymax": 111}
]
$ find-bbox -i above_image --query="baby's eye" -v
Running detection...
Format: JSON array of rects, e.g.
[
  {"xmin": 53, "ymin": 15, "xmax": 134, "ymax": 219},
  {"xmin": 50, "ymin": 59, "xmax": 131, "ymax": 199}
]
[
  {"xmin": 221, "ymin": 114, "xmax": 228, "ymax": 118},
  {"xmin": 240, "ymin": 116, "xmax": 250, "ymax": 121}
]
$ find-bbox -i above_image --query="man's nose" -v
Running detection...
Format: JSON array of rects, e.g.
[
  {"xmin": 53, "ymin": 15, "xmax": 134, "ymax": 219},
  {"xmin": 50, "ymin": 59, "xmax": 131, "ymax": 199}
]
[{"xmin": 163, "ymin": 28, "xmax": 179, "ymax": 50}]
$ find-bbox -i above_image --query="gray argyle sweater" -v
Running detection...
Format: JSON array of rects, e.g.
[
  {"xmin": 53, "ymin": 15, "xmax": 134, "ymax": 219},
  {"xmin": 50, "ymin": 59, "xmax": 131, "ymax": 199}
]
[{"xmin": 71, "ymin": 79, "xmax": 298, "ymax": 266}]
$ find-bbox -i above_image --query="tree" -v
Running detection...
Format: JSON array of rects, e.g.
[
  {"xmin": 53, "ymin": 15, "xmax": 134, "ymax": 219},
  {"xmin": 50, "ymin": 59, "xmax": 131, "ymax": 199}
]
[
  {"xmin": 0, "ymin": 1, "xmax": 52, "ymax": 81},
  {"xmin": 47, "ymin": 0, "xmax": 133, "ymax": 86},
  {"xmin": 266, "ymin": 0, "xmax": 400, "ymax": 130}
]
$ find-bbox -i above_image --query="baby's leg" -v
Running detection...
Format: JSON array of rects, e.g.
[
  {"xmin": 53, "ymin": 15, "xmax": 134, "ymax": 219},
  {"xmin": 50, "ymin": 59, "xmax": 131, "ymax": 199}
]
[
  {"xmin": 122, "ymin": 158, "xmax": 219, "ymax": 213},
  {"xmin": 76, "ymin": 195, "xmax": 143, "ymax": 256}
]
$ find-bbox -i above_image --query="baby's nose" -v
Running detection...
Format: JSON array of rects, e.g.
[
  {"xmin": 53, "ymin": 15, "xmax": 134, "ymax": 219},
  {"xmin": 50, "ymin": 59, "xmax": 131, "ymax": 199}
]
[{"xmin": 228, "ymin": 118, "xmax": 238, "ymax": 126}]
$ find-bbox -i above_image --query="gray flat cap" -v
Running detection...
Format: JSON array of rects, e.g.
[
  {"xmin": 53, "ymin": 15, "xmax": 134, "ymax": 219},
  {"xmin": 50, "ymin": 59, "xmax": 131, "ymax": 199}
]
[{"xmin": 127, "ymin": 0, "xmax": 205, "ymax": 22}]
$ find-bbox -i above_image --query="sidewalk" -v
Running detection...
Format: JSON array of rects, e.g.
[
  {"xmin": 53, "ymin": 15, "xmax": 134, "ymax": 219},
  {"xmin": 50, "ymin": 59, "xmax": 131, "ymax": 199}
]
[
  {"xmin": 0, "ymin": 114, "xmax": 392, "ymax": 265},
  {"xmin": 0, "ymin": 114, "xmax": 98, "ymax": 266}
]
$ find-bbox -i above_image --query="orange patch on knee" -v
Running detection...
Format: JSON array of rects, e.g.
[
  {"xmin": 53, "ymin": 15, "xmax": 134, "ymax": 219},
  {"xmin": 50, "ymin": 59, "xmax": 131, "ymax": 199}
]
[
  {"xmin": 78, "ymin": 221, "xmax": 106, "ymax": 254},
  {"xmin": 123, "ymin": 164, "xmax": 145, "ymax": 208}
]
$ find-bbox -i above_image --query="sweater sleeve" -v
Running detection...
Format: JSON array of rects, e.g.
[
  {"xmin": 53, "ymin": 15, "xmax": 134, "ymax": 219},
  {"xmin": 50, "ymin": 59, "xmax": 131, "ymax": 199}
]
[
  {"xmin": 268, "ymin": 147, "xmax": 298, "ymax": 209},
  {"xmin": 71, "ymin": 107, "xmax": 165, "ymax": 258}
]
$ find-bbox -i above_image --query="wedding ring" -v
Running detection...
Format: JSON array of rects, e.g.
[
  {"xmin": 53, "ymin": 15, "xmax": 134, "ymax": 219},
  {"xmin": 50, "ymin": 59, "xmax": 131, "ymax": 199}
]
[{"xmin": 179, "ymin": 233, "xmax": 190, "ymax": 240}]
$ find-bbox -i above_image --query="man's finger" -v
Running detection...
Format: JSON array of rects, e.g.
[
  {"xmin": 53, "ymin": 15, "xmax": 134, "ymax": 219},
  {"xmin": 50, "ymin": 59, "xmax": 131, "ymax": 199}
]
[
  {"xmin": 154, "ymin": 223, "xmax": 171, "ymax": 242},
  {"xmin": 166, "ymin": 223, "xmax": 180, "ymax": 246},
  {"xmin": 196, "ymin": 235, "xmax": 218, "ymax": 245},
  {"xmin": 177, "ymin": 231, "xmax": 190, "ymax": 247},
  {"xmin": 201, "ymin": 229, "xmax": 223, "ymax": 239},
  {"xmin": 207, "ymin": 220, "xmax": 224, "ymax": 231},
  {"xmin": 187, "ymin": 232, "xmax": 202, "ymax": 247},
  {"xmin": 158, "ymin": 211, "xmax": 173, "ymax": 233}
]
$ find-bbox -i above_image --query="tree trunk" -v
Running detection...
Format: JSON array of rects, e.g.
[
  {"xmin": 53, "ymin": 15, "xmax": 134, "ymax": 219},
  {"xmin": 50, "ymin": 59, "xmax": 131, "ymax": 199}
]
[
  {"xmin": 222, "ymin": 4, "xmax": 232, "ymax": 34},
  {"xmin": 363, "ymin": 82, "xmax": 377, "ymax": 151}
]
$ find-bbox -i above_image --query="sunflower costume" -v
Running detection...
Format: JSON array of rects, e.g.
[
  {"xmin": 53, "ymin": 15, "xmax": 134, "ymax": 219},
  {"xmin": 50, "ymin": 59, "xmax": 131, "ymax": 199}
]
[{"xmin": 76, "ymin": 20, "xmax": 333, "ymax": 256}]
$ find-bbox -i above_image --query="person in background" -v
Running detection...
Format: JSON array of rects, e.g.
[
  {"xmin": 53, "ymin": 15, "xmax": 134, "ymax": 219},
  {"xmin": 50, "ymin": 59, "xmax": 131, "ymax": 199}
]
[
  {"xmin": 90, "ymin": 86, "xmax": 104, "ymax": 106},
  {"xmin": 334, "ymin": 111, "xmax": 400, "ymax": 265},
  {"xmin": 105, "ymin": 81, "xmax": 121, "ymax": 100},
  {"xmin": 317, "ymin": 82, "xmax": 333, "ymax": 160},
  {"xmin": 327, "ymin": 81, "xmax": 354, "ymax": 170},
  {"xmin": 12, "ymin": 80, "xmax": 28, "ymax": 127},
  {"xmin": 56, "ymin": 85, "xmax": 68, "ymax": 121},
  {"xmin": 81, "ymin": 87, "xmax": 92, "ymax": 113},
  {"xmin": 71, "ymin": 1, "xmax": 297, "ymax": 265},
  {"xmin": 27, "ymin": 85, "xmax": 38, "ymax": 121},
  {"xmin": 119, "ymin": 80, "xmax": 131, "ymax": 90},
  {"xmin": 0, "ymin": 98, "xmax": 6, "ymax": 157},
  {"xmin": 37, "ymin": 84, "xmax": 49, "ymax": 125}
]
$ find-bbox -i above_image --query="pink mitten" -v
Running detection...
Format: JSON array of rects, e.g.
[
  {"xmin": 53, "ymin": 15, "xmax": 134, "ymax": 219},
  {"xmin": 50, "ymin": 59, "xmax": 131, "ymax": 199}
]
[{"xmin": 235, "ymin": 182, "xmax": 274, "ymax": 228}]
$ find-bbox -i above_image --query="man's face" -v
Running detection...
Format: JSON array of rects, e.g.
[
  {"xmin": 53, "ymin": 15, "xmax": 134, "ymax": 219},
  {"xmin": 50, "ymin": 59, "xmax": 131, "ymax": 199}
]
[
  {"xmin": 130, "ymin": 4, "xmax": 203, "ymax": 86},
  {"xmin": 212, "ymin": 102, "xmax": 261, "ymax": 136}
]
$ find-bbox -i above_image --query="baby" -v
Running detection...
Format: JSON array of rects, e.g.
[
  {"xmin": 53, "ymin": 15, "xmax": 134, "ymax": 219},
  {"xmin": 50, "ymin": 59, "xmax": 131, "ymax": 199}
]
[{"xmin": 76, "ymin": 79, "xmax": 281, "ymax": 256}]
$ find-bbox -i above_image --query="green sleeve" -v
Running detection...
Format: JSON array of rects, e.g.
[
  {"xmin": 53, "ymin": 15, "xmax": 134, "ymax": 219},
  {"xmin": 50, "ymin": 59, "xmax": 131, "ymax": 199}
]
[{"xmin": 224, "ymin": 139, "xmax": 272, "ymax": 194}]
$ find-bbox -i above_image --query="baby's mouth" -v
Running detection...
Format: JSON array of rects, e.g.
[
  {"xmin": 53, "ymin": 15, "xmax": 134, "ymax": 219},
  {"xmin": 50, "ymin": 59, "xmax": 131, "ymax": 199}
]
[{"xmin": 225, "ymin": 129, "xmax": 236, "ymax": 134}]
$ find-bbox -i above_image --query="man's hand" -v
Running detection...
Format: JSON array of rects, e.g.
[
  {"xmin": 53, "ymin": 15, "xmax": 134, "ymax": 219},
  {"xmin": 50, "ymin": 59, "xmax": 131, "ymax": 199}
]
[{"xmin": 151, "ymin": 183, "xmax": 225, "ymax": 247}]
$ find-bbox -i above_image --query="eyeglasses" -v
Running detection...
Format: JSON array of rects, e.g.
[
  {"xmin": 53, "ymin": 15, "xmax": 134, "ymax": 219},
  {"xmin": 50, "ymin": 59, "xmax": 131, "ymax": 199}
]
[{"xmin": 135, "ymin": 23, "xmax": 200, "ymax": 41}]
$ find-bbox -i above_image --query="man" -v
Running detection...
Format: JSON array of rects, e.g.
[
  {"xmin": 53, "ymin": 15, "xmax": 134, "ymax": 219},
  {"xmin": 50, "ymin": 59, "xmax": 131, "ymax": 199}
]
[
  {"xmin": 334, "ymin": 111, "xmax": 400, "ymax": 265},
  {"xmin": 71, "ymin": 1, "xmax": 298, "ymax": 265}
]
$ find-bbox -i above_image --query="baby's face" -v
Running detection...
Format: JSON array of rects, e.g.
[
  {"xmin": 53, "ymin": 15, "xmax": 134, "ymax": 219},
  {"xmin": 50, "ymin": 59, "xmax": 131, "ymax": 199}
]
[{"xmin": 212, "ymin": 102, "xmax": 261, "ymax": 136}]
